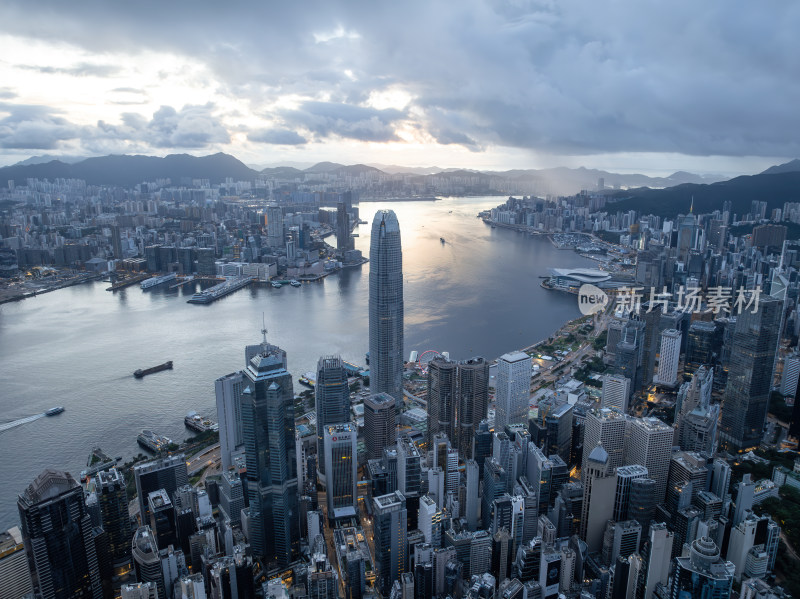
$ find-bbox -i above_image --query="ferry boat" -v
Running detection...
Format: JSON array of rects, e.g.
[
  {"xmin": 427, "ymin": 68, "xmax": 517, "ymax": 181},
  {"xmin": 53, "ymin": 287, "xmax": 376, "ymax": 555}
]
[
  {"xmin": 184, "ymin": 411, "xmax": 215, "ymax": 433},
  {"xmin": 45, "ymin": 406, "xmax": 65, "ymax": 416},
  {"xmin": 290, "ymin": 280, "xmax": 301, "ymax": 287},
  {"xmin": 140, "ymin": 273, "xmax": 177, "ymax": 289},
  {"xmin": 137, "ymin": 429, "xmax": 171, "ymax": 453},
  {"xmin": 440, "ymin": 237, "xmax": 446, "ymax": 244},
  {"xmin": 299, "ymin": 372, "xmax": 317, "ymax": 387}
]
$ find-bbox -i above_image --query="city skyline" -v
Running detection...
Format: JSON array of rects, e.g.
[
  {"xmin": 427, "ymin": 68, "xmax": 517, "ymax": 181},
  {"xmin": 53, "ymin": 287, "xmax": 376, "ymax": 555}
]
[{"xmin": 0, "ymin": 2, "xmax": 798, "ymax": 175}]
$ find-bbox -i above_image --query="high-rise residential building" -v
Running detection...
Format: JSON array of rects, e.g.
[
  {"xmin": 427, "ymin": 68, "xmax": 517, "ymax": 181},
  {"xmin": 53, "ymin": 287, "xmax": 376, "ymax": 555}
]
[
  {"xmin": 624, "ymin": 416, "xmax": 674, "ymax": 505},
  {"xmin": 18, "ymin": 469, "xmax": 102, "ymax": 599},
  {"xmin": 720, "ymin": 296, "xmax": 783, "ymax": 452},
  {"xmin": 671, "ymin": 537, "xmax": 734, "ymax": 599},
  {"xmin": 427, "ymin": 357, "xmax": 458, "ymax": 447},
  {"xmin": 654, "ymin": 328, "xmax": 682, "ymax": 387},
  {"xmin": 369, "ymin": 209, "xmax": 404, "ymax": 401},
  {"xmin": 373, "ymin": 491, "xmax": 408, "ymax": 597},
  {"xmin": 676, "ymin": 366, "xmax": 719, "ymax": 454},
  {"xmin": 495, "ymin": 351, "xmax": 532, "ymax": 430},
  {"xmin": 131, "ymin": 527, "xmax": 164, "ymax": 599},
  {"xmin": 315, "ymin": 355, "xmax": 351, "ymax": 482},
  {"xmin": 457, "ymin": 357, "xmax": 490, "ymax": 460},
  {"xmin": 215, "ymin": 371, "xmax": 244, "ymax": 472},
  {"xmin": 240, "ymin": 336, "xmax": 299, "ymax": 566},
  {"xmin": 336, "ymin": 201, "xmax": 353, "ymax": 253},
  {"xmin": 601, "ymin": 374, "xmax": 631, "ymax": 413},
  {"xmin": 0, "ymin": 526, "xmax": 34, "ymax": 599},
  {"xmin": 582, "ymin": 408, "xmax": 626, "ymax": 473},
  {"xmin": 364, "ymin": 392, "xmax": 397, "ymax": 460},
  {"xmin": 133, "ymin": 455, "xmax": 188, "ymax": 525},
  {"xmin": 323, "ymin": 423, "xmax": 358, "ymax": 521},
  {"xmin": 580, "ymin": 445, "xmax": 617, "ymax": 553},
  {"xmin": 95, "ymin": 468, "xmax": 132, "ymax": 582},
  {"xmin": 266, "ymin": 205, "xmax": 284, "ymax": 248}
]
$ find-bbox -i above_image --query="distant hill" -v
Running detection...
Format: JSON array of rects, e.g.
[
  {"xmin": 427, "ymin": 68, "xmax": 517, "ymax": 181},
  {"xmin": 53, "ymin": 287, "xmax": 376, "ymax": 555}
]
[
  {"xmin": 13, "ymin": 154, "xmax": 89, "ymax": 166},
  {"xmin": 0, "ymin": 152, "xmax": 258, "ymax": 186},
  {"xmin": 761, "ymin": 159, "xmax": 800, "ymax": 175},
  {"xmin": 609, "ymin": 171, "xmax": 800, "ymax": 218}
]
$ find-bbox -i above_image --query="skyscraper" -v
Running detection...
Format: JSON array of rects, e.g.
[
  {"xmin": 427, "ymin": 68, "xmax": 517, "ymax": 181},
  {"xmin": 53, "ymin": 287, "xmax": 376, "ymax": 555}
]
[
  {"xmin": 241, "ymin": 335, "xmax": 299, "ymax": 566},
  {"xmin": 369, "ymin": 209, "xmax": 404, "ymax": 401},
  {"xmin": 582, "ymin": 408, "xmax": 626, "ymax": 472},
  {"xmin": 601, "ymin": 374, "xmax": 631, "ymax": 413},
  {"xmin": 0, "ymin": 526, "xmax": 34, "ymax": 599},
  {"xmin": 373, "ymin": 491, "xmax": 408, "ymax": 597},
  {"xmin": 676, "ymin": 366, "xmax": 719, "ymax": 454},
  {"xmin": 215, "ymin": 371, "xmax": 244, "ymax": 472},
  {"xmin": 266, "ymin": 205, "xmax": 284, "ymax": 248},
  {"xmin": 18, "ymin": 470, "xmax": 102, "ymax": 599},
  {"xmin": 131, "ymin": 527, "xmax": 164, "ymax": 599},
  {"xmin": 457, "ymin": 357, "xmax": 490, "ymax": 459},
  {"xmin": 364, "ymin": 392, "xmax": 396, "ymax": 460},
  {"xmin": 654, "ymin": 328, "xmax": 682, "ymax": 387},
  {"xmin": 624, "ymin": 417, "xmax": 674, "ymax": 506},
  {"xmin": 427, "ymin": 357, "xmax": 458, "ymax": 447},
  {"xmin": 323, "ymin": 423, "xmax": 358, "ymax": 521},
  {"xmin": 720, "ymin": 297, "xmax": 782, "ymax": 452},
  {"xmin": 495, "ymin": 351, "xmax": 532, "ymax": 430},
  {"xmin": 95, "ymin": 468, "xmax": 133, "ymax": 583},
  {"xmin": 133, "ymin": 455, "xmax": 188, "ymax": 525},
  {"xmin": 315, "ymin": 355, "xmax": 351, "ymax": 482},
  {"xmin": 671, "ymin": 537, "xmax": 734, "ymax": 599},
  {"xmin": 580, "ymin": 445, "xmax": 617, "ymax": 553},
  {"xmin": 336, "ymin": 201, "xmax": 353, "ymax": 253}
]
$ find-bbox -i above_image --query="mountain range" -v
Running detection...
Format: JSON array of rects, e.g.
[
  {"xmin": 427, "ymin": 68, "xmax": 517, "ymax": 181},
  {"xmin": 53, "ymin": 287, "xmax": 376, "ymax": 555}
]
[{"xmin": 1, "ymin": 153, "xmax": 798, "ymax": 216}]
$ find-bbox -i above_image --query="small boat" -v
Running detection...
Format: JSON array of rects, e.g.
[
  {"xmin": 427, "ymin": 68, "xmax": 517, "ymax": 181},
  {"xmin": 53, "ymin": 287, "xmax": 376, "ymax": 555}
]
[
  {"xmin": 440, "ymin": 237, "xmax": 446, "ymax": 244},
  {"xmin": 290, "ymin": 280, "xmax": 301, "ymax": 287},
  {"xmin": 134, "ymin": 361, "xmax": 173, "ymax": 379},
  {"xmin": 271, "ymin": 281, "xmax": 282, "ymax": 288},
  {"xmin": 45, "ymin": 406, "xmax": 65, "ymax": 416}
]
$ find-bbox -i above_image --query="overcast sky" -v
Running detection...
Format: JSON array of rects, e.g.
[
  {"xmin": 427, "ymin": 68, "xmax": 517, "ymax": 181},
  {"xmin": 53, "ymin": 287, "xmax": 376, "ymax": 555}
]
[{"xmin": 0, "ymin": 1, "xmax": 798, "ymax": 174}]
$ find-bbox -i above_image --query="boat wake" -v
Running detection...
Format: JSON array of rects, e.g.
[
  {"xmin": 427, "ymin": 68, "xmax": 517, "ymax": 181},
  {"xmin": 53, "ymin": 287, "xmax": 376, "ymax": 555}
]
[{"xmin": 0, "ymin": 413, "xmax": 45, "ymax": 433}]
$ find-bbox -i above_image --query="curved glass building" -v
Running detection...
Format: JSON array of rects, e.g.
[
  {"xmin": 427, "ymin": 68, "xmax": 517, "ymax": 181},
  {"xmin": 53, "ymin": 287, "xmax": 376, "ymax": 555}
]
[{"xmin": 369, "ymin": 209, "xmax": 404, "ymax": 401}]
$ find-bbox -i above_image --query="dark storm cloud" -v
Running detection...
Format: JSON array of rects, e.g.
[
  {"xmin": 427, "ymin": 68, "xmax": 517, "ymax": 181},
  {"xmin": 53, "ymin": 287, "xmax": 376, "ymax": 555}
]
[
  {"xmin": 18, "ymin": 62, "xmax": 121, "ymax": 77},
  {"xmin": 248, "ymin": 128, "xmax": 308, "ymax": 145},
  {"xmin": 280, "ymin": 102, "xmax": 405, "ymax": 142},
  {"xmin": 1, "ymin": 1, "xmax": 799, "ymax": 157}
]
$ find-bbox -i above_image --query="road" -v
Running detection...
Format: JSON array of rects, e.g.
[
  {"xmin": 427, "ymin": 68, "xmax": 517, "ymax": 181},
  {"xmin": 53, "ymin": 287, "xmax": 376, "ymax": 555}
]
[{"xmin": 187, "ymin": 443, "xmax": 222, "ymax": 483}]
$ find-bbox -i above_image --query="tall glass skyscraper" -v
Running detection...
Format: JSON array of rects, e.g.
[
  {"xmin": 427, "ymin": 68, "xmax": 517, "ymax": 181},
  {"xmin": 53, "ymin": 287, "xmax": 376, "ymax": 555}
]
[
  {"xmin": 369, "ymin": 209, "xmax": 404, "ymax": 401},
  {"xmin": 241, "ymin": 336, "xmax": 299, "ymax": 567},
  {"xmin": 720, "ymin": 296, "xmax": 782, "ymax": 452},
  {"xmin": 315, "ymin": 355, "xmax": 351, "ymax": 481}
]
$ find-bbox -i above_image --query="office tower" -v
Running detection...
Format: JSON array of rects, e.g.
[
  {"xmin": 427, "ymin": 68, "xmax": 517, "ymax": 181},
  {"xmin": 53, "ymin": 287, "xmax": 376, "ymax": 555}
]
[
  {"xmin": 240, "ymin": 336, "xmax": 299, "ymax": 566},
  {"xmin": 315, "ymin": 356, "xmax": 351, "ymax": 481},
  {"xmin": 483, "ymin": 458, "xmax": 509, "ymax": 529},
  {"xmin": 216, "ymin": 371, "xmax": 244, "ymax": 472},
  {"xmin": 602, "ymin": 520, "xmax": 641, "ymax": 566},
  {"xmin": 364, "ymin": 392, "xmax": 397, "ymax": 460},
  {"xmin": 95, "ymin": 468, "xmax": 132, "ymax": 585},
  {"xmin": 18, "ymin": 470, "xmax": 102, "ymax": 599},
  {"xmin": 177, "ymin": 574, "xmax": 204, "ymax": 598},
  {"xmin": 628, "ymin": 477, "xmax": 657, "ymax": 531},
  {"xmin": 613, "ymin": 465, "xmax": 649, "ymax": 522},
  {"xmin": 617, "ymin": 319, "xmax": 645, "ymax": 393},
  {"xmin": 720, "ymin": 297, "xmax": 782, "ymax": 452},
  {"xmin": 601, "ymin": 374, "xmax": 631, "ymax": 413},
  {"xmin": 345, "ymin": 550, "xmax": 366, "ymax": 599},
  {"xmin": 611, "ymin": 555, "xmax": 639, "ymax": 599},
  {"xmin": 726, "ymin": 514, "xmax": 780, "ymax": 581},
  {"xmin": 671, "ymin": 537, "xmax": 734, "ymax": 599},
  {"xmin": 536, "ymin": 400, "xmax": 573, "ymax": 465},
  {"xmin": 539, "ymin": 550, "xmax": 562, "ymax": 599},
  {"xmin": 492, "ymin": 528, "xmax": 513, "ymax": 587},
  {"xmin": 336, "ymin": 201, "xmax": 353, "ymax": 253},
  {"xmin": 654, "ymin": 328, "xmax": 682, "ymax": 387},
  {"xmin": 465, "ymin": 460, "xmax": 480, "ymax": 531},
  {"xmin": 710, "ymin": 459, "xmax": 731, "ymax": 499},
  {"xmin": 686, "ymin": 321, "xmax": 720, "ymax": 373},
  {"xmin": 732, "ymin": 474, "xmax": 756, "ymax": 527},
  {"xmin": 132, "ymin": 527, "xmax": 164, "ymax": 599},
  {"xmin": 133, "ymin": 455, "xmax": 188, "ymax": 525},
  {"xmin": 111, "ymin": 225, "xmax": 123, "ymax": 259},
  {"xmin": 527, "ymin": 447, "xmax": 568, "ymax": 515},
  {"xmin": 676, "ymin": 366, "xmax": 719, "ymax": 454},
  {"xmin": 219, "ymin": 470, "xmax": 244, "ymax": 527},
  {"xmin": 457, "ymin": 357, "xmax": 490, "ymax": 459},
  {"xmin": 158, "ymin": 545, "xmax": 186, "ymax": 599},
  {"xmin": 308, "ymin": 551, "xmax": 338, "ymax": 599},
  {"xmin": 0, "ymin": 526, "xmax": 34, "ymax": 599},
  {"xmin": 374, "ymin": 491, "xmax": 408, "ymax": 597},
  {"xmin": 427, "ymin": 357, "xmax": 458, "ymax": 446},
  {"xmin": 323, "ymin": 423, "xmax": 358, "ymax": 521},
  {"xmin": 639, "ymin": 523, "xmax": 674, "ymax": 599},
  {"xmin": 397, "ymin": 436, "xmax": 422, "ymax": 499},
  {"xmin": 580, "ymin": 445, "xmax": 618, "ymax": 553},
  {"xmin": 606, "ymin": 318, "xmax": 627, "ymax": 364},
  {"xmin": 419, "ymin": 495, "xmax": 443, "ymax": 548},
  {"xmin": 470, "ymin": 531, "xmax": 492, "ymax": 582},
  {"xmin": 369, "ymin": 209, "xmax": 404, "ymax": 401},
  {"xmin": 266, "ymin": 205, "xmax": 284, "ymax": 248},
  {"xmin": 120, "ymin": 582, "xmax": 157, "ymax": 599},
  {"xmin": 148, "ymin": 490, "xmax": 177, "ymax": 551},
  {"xmin": 624, "ymin": 417, "xmax": 674, "ymax": 505},
  {"xmin": 582, "ymin": 408, "xmax": 626, "ymax": 473},
  {"xmin": 667, "ymin": 452, "xmax": 709, "ymax": 515},
  {"xmin": 641, "ymin": 302, "xmax": 664, "ymax": 386},
  {"xmin": 552, "ymin": 482, "xmax": 583, "ymax": 538},
  {"xmin": 781, "ymin": 354, "xmax": 800, "ymax": 396},
  {"xmin": 495, "ymin": 351, "xmax": 532, "ymax": 430}
]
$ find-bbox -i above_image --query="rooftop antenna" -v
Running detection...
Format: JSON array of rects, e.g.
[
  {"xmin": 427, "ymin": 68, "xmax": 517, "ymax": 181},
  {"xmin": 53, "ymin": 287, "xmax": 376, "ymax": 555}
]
[
  {"xmin": 261, "ymin": 313, "xmax": 268, "ymax": 346},
  {"xmin": 690, "ymin": 196, "xmax": 694, "ymax": 214}
]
